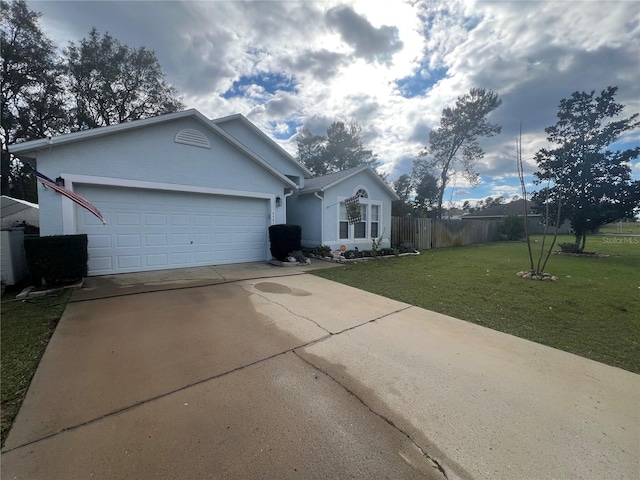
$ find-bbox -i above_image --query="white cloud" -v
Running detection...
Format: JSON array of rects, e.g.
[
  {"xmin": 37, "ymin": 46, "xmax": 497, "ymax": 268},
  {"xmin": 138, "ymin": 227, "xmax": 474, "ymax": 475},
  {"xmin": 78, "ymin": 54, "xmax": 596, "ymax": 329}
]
[{"xmin": 27, "ymin": 0, "xmax": 640, "ymax": 193}]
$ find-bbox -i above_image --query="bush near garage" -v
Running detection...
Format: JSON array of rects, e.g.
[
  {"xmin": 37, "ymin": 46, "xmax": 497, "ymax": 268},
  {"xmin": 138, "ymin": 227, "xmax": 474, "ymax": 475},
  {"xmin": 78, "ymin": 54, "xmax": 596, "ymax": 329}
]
[
  {"xmin": 24, "ymin": 234, "xmax": 88, "ymax": 286},
  {"xmin": 268, "ymin": 224, "xmax": 302, "ymax": 261}
]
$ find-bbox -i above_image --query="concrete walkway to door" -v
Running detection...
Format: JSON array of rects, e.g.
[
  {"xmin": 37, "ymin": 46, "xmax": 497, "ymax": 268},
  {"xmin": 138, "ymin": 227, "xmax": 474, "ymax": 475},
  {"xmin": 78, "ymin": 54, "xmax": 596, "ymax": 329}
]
[{"xmin": 2, "ymin": 262, "xmax": 639, "ymax": 479}]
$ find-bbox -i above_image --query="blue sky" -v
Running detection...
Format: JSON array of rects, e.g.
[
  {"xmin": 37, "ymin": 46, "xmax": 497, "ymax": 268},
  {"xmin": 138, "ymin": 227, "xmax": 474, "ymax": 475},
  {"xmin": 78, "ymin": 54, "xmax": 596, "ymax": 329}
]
[{"xmin": 30, "ymin": 0, "xmax": 640, "ymax": 208}]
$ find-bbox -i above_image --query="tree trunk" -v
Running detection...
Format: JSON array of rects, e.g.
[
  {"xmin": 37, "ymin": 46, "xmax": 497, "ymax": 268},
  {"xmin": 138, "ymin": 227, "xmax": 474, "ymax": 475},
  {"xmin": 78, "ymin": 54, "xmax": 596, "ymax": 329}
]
[{"xmin": 436, "ymin": 163, "xmax": 450, "ymax": 220}]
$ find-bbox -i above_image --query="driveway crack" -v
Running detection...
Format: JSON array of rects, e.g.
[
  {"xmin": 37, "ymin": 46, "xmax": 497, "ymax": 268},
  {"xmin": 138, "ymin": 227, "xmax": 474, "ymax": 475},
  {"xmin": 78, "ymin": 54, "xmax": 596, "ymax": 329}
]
[
  {"xmin": 241, "ymin": 285, "xmax": 332, "ymax": 336},
  {"xmin": 293, "ymin": 350, "xmax": 449, "ymax": 480}
]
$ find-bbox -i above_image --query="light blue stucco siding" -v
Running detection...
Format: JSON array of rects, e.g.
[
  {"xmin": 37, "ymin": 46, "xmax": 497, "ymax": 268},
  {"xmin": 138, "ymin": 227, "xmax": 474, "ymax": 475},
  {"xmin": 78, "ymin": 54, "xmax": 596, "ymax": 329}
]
[
  {"xmin": 322, "ymin": 171, "xmax": 394, "ymax": 251},
  {"xmin": 216, "ymin": 118, "xmax": 307, "ymax": 187},
  {"xmin": 286, "ymin": 194, "xmax": 321, "ymax": 247},
  {"xmin": 34, "ymin": 117, "xmax": 288, "ymax": 236}
]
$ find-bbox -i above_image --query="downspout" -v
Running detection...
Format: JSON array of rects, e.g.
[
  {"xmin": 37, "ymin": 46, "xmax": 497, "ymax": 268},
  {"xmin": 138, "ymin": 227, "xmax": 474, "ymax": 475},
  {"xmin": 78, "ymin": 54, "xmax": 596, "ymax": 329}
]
[
  {"xmin": 314, "ymin": 191, "xmax": 324, "ymax": 245},
  {"xmin": 283, "ymin": 188, "xmax": 294, "ymax": 222}
]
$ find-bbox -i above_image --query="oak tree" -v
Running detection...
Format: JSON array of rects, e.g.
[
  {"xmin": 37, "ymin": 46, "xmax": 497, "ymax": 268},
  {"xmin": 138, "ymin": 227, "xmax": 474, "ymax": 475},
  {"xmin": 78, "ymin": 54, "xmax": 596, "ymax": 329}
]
[
  {"xmin": 1, "ymin": 0, "xmax": 67, "ymax": 200},
  {"xmin": 66, "ymin": 28, "xmax": 184, "ymax": 130}
]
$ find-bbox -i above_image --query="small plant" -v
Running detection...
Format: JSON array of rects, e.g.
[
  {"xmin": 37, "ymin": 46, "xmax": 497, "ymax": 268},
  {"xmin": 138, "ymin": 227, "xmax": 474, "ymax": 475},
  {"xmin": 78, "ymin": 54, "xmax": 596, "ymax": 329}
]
[
  {"xmin": 370, "ymin": 230, "xmax": 385, "ymax": 257},
  {"xmin": 315, "ymin": 245, "xmax": 331, "ymax": 257},
  {"xmin": 397, "ymin": 242, "xmax": 416, "ymax": 254},
  {"xmin": 288, "ymin": 250, "xmax": 309, "ymax": 264}
]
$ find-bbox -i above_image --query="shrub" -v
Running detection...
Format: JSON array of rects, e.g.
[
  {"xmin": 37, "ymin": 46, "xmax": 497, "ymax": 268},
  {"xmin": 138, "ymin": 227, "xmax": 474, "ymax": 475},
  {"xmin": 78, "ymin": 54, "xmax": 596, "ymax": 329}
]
[
  {"xmin": 397, "ymin": 242, "xmax": 416, "ymax": 253},
  {"xmin": 314, "ymin": 245, "xmax": 331, "ymax": 256},
  {"xmin": 268, "ymin": 224, "xmax": 301, "ymax": 261},
  {"xmin": 498, "ymin": 215, "xmax": 525, "ymax": 241},
  {"xmin": 24, "ymin": 234, "xmax": 88, "ymax": 286}
]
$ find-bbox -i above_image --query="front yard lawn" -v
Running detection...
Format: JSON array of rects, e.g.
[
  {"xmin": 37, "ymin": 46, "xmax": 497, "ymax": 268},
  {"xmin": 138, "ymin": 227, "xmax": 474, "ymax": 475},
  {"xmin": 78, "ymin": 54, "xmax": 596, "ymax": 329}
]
[
  {"xmin": 1, "ymin": 289, "xmax": 72, "ymax": 447},
  {"xmin": 313, "ymin": 234, "xmax": 640, "ymax": 374}
]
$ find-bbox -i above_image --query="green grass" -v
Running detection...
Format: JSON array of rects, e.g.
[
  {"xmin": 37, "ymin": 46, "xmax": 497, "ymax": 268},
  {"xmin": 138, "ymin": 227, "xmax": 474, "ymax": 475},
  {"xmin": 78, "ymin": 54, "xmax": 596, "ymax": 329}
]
[
  {"xmin": 313, "ymin": 233, "xmax": 640, "ymax": 374},
  {"xmin": 1, "ymin": 289, "xmax": 72, "ymax": 447},
  {"xmin": 597, "ymin": 221, "xmax": 640, "ymax": 235}
]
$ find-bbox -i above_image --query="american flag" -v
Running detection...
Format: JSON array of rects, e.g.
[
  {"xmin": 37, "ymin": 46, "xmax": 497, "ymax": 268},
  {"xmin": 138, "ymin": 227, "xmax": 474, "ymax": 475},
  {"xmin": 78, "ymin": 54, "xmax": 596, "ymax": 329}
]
[
  {"xmin": 30, "ymin": 166, "xmax": 106, "ymax": 225},
  {"xmin": 344, "ymin": 194, "xmax": 361, "ymax": 224}
]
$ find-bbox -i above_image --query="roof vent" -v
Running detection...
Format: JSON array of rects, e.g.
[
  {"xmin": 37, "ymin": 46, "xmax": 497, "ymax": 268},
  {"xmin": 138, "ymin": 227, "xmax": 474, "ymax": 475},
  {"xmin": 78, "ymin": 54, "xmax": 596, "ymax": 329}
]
[{"xmin": 174, "ymin": 129, "xmax": 211, "ymax": 149}]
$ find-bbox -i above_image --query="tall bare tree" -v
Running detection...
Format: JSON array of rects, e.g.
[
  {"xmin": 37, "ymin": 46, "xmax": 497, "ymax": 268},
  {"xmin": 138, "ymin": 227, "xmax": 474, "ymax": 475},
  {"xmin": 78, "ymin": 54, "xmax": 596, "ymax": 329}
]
[{"xmin": 416, "ymin": 88, "xmax": 502, "ymax": 219}]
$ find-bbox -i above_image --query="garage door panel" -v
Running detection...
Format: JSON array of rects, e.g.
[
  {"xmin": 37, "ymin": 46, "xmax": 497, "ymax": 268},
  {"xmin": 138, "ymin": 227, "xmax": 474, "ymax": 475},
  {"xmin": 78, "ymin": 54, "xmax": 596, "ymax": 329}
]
[
  {"xmin": 145, "ymin": 234, "xmax": 167, "ymax": 247},
  {"xmin": 76, "ymin": 185, "xmax": 270, "ymax": 275},
  {"xmin": 144, "ymin": 213, "xmax": 167, "ymax": 226},
  {"xmin": 89, "ymin": 256, "xmax": 113, "ymax": 272},
  {"xmin": 116, "ymin": 234, "xmax": 141, "ymax": 248},
  {"xmin": 117, "ymin": 255, "xmax": 141, "ymax": 269},
  {"xmin": 116, "ymin": 213, "xmax": 141, "ymax": 226},
  {"xmin": 146, "ymin": 254, "xmax": 168, "ymax": 267}
]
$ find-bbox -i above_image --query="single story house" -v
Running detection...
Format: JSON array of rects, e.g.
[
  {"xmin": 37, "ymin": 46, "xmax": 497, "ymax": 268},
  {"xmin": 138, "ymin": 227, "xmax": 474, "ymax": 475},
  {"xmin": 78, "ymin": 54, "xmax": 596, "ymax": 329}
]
[
  {"xmin": 9, "ymin": 109, "xmax": 397, "ymax": 276},
  {"xmin": 462, "ymin": 200, "xmax": 572, "ymax": 234},
  {"xmin": 287, "ymin": 166, "xmax": 398, "ymax": 250}
]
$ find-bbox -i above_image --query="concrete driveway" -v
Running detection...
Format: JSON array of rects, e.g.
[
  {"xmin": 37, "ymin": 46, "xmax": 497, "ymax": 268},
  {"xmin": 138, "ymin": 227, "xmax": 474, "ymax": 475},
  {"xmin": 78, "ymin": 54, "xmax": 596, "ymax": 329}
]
[{"xmin": 2, "ymin": 263, "xmax": 639, "ymax": 479}]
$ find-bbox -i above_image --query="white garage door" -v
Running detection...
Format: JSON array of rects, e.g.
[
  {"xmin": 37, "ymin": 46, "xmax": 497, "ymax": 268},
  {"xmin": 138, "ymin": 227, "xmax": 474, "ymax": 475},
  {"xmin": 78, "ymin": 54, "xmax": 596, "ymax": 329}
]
[{"xmin": 75, "ymin": 185, "xmax": 270, "ymax": 275}]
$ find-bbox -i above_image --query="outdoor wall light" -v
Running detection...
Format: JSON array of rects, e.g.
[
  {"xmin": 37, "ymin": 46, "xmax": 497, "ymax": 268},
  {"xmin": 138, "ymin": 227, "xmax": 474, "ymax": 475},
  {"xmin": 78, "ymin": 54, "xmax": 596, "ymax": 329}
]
[
  {"xmin": 55, "ymin": 177, "xmax": 65, "ymax": 187},
  {"xmin": 276, "ymin": 196, "xmax": 282, "ymax": 206}
]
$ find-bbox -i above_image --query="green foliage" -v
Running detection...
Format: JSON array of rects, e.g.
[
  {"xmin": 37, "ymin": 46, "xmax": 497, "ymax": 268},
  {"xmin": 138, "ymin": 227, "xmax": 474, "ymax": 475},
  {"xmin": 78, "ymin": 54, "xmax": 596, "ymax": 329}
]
[
  {"xmin": 370, "ymin": 233, "xmax": 384, "ymax": 257},
  {"xmin": 24, "ymin": 234, "xmax": 88, "ymax": 285},
  {"xmin": 416, "ymin": 88, "xmax": 502, "ymax": 219},
  {"xmin": 268, "ymin": 224, "xmax": 302, "ymax": 261},
  {"xmin": 313, "ymin": 235, "xmax": 640, "ymax": 373},
  {"xmin": 412, "ymin": 167, "xmax": 439, "ymax": 212},
  {"xmin": 532, "ymin": 86, "xmax": 640, "ymax": 252},
  {"xmin": 1, "ymin": 1, "xmax": 183, "ymax": 202},
  {"xmin": 296, "ymin": 120, "xmax": 379, "ymax": 176},
  {"xmin": 314, "ymin": 244, "xmax": 332, "ymax": 256},
  {"xmin": 498, "ymin": 214, "xmax": 525, "ymax": 240},
  {"xmin": 475, "ymin": 196, "xmax": 505, "ymax": 211},
  {"xmin": 396, "ymin": 241, "xmax": 416, "ymax": 253},
  {"xmin": 1, "ymin": 0, "xmax": 66, "ymax": 200},
  {"xmin": 66, "ymin": 27, "xmax": 184, "ymax": 130}
]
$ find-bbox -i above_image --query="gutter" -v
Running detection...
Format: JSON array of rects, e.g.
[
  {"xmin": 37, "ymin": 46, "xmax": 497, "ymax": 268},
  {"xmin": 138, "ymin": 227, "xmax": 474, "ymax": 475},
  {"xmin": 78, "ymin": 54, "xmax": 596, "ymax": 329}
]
[{"xmin": 314, "ymin": 191, "xmax": 324, "ymax": 245}]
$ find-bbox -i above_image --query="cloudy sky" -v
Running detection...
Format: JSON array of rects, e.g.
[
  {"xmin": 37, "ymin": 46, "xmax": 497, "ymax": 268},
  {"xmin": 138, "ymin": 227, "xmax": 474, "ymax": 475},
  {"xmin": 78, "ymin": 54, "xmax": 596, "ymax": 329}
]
[{"xmin": 30, "ymin": 0, "xmax": 640, "ymax": 207}]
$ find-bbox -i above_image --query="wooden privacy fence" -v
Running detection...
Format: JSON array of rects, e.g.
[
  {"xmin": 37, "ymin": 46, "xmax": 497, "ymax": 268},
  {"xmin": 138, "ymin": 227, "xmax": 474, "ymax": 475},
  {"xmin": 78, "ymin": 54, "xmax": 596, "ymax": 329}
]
[{"xmin": 391, "ymin": 217, "xmax": 501, "ymax": 250}]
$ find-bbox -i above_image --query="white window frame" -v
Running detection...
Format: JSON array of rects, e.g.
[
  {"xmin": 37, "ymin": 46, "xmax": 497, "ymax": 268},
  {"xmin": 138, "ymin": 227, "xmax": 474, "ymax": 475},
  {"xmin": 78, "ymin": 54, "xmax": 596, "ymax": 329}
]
[{"xmin": 336, "ymin": 186, "xmax": 383, "ymax": 241}]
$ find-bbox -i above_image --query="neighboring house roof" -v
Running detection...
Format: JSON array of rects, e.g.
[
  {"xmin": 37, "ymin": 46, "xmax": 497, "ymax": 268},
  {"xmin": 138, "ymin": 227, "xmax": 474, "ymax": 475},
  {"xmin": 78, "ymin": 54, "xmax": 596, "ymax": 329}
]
[
  {"xmin": 297, "ymin": 166, "xmax": 400, "ymax": 200},
  {"xmin": 9, "ymin": 109, "xmax": 296, "ymax": 188},
  {"xmin": 1, "ymin": 195, "xmax": 39, "ymax": 229},
  {"xmin": 464, "ymin": 199, "xmax": 538, "ymax": 218},
  {"xmin": 1, "ymin": 195, "xmax": 39, "ymax": 214},
  {"xmin": 212, "ymin": 113, "xmax": 313, "ymax": 178}
]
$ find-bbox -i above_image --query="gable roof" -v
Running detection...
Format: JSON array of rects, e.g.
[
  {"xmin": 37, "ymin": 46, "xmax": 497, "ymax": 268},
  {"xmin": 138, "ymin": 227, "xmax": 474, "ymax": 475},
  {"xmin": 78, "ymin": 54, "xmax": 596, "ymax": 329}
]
[
  {"xmin": 464, "ymin": 200, "xmax": 538, "ymax": 218},
  {"xmin": 8, "ymin": 109, "xmax": 296, "ymax": 188},
  {"xmin": 297, "ymin": 166, "xmax": 399, "ymax": 200},
  {"xmin": 212, "ymin": 114, "xmax": 312, "ymax": 177}
]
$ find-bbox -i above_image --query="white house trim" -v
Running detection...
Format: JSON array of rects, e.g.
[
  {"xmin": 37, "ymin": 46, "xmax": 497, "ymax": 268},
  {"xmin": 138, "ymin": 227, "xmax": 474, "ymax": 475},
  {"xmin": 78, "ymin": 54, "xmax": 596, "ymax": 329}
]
[{"xmin": 60, "ymin": 173, "xmax": 277, "ymax": 235}]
